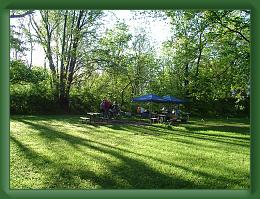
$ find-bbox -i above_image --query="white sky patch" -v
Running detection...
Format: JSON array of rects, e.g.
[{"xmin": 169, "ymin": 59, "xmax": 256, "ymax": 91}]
[
  {"xmin": 105, "ymin": 10, "xmax": 172, "ymax": 52},
  {"xmin": 30, "ymin": 44, "xmax": 45, "ymax": 67}
]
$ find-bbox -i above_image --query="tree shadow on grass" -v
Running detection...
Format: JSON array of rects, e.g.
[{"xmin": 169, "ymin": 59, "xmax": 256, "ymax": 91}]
[
  {"xmin": 151, "ymin": 124, "xmax": 250, "ymax": 143},
  {"xmin": 11, "ymin": 118, "xmax": 249, "ymax": 189},
  {"xmin": 106, "ymin": 124, "xmax": 250, "ymax": 148},
  {"xmin": 13, "ymin": 116, "xmax": 249, "ymax": 150},
  {"xmin": 10, "ymin": 135, "xmax": 120, "ymax": 189},
  {"xmin": 10, "ymin": 124, "xmax": 200, "ymax": 189},
  {"xmin": 87, "ymin": 117, "xmax": 250, "ymax": 143},
  {"xmin": 30, "ymin": 115, "xmax": 250, "ymax": 148},
  {"xmin": 183, "ymin": 124, "xmax": 250, "ymax": 135}
]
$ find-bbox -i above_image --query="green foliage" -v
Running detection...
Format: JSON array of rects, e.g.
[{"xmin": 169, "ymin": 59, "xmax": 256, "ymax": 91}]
[
  {"xmin": 10, "ymin": 88, "xmax": 57, "ymax": 114},
  {"xmin": 10, "ymin": 34, "xmax": 27, "ymax": 53},
  {"xmin": 69, "ymin": 91, "xmax": 100, "ymax": 114},
  {"xmin": 10, "ymin": 10, "xmax": 250, "ymax": 117},
  {"xmin": 10, "ymin": 60, "xmax": 56, "ymax": 114},
  {"xmin": 161, "ymin": 10, "xmax": 250, "ymax": 116},
  {"xmin": 10, "ymin": 60, "xmax": 47, "ymax": 84}
]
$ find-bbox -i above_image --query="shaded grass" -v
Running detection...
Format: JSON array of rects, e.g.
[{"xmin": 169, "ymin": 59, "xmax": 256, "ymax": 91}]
[{"xmin": 10, "ymin": 115, "xmax": 250, "ymax": 189}]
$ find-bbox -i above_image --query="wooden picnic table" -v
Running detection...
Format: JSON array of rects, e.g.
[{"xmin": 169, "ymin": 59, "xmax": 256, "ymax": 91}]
[
  {"xmin": 150, "ymin": 117, "xmax": 159, "ymax": 124},
  {"xmin": 158, "ymin": 114, "xmax": 166, "ymax": 123},
  {"xmin": 86, "ymin": 112, "xmax": 101, "ymax": 123}
]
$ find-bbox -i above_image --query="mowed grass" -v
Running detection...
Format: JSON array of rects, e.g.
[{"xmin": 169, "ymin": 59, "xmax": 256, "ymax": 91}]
[{"xmin": 10, "ymin": 115, "xmax": 250, "ymax": 189}]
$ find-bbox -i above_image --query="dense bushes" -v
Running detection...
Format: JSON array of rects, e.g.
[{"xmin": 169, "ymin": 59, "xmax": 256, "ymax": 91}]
[
  {"xmin": 9, "ymin": 61, "xmax": 100, "ymax": 114},
  {"xmin": 190, "ymin": 97, "xmax": 250, "ymax": 117},
  {"xmin": 69, "ymin": 92, "xmax": 100, "ymax": 114},
  {"xmin": 10, "ymin": 60, "xmax": 249, "ymax": 116},
  {"xmin": 10, "ymin": 61, "xmax": 57, "ymax": 114}
]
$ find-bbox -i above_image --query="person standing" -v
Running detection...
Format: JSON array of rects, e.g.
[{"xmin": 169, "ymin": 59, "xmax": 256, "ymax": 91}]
[{"xmin": 103, "ymin": 98, "xmax": 111, "ymax": 118}]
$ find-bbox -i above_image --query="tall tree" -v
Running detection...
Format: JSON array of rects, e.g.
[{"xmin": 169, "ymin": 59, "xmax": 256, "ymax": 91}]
[
  {"xmin": 30, "ymin": 10, "xmax": 103, "ymax": 111},
  {"xmin": 163, "ymin": 10, "xmax": 250, "ymax": 114}
]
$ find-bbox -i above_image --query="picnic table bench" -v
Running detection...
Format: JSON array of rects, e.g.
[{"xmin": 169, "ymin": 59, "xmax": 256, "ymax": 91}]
[
  {"xmin": 80, "ymin": 113, "xmax": 109, "ymax": 124},
  {"xmin": 150, "ymin": 117, "xmax": 160, "ymax": 124},
  {"xmin": 167, "ymin": 118, "xmax": 181, "ymax": 125},
  {"xmin": 87, "ymin": 112, "xmax": 102, "ymax": 123},
  {"xmin": 80, "ymin": 117, "xmax": 90, "ymax": 123}
]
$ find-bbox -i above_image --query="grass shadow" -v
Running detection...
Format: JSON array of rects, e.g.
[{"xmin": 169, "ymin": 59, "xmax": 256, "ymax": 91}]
[
  {"xmin": 10, "ymin": 123, "xmax": 202, "ymax": 189},
  {"xmin": 10, "ymin": 116, "xmax": 250, "ymax": 189},
  {"xmin": 107, "ymin": 124, "xmax": 250, "ymax": 148},
  {"xmin": 183, "ymin": 124, "xmax": 250, "ymax": 135}
]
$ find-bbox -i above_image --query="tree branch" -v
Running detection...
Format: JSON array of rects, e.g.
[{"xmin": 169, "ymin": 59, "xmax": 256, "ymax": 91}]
[
  {"xmin": 211, "ymin": 11, "xmax": 250, "ymax": 43},
  {"xmin": 10, "ymin": 10, "xmax": 34, "ymax": 18}
]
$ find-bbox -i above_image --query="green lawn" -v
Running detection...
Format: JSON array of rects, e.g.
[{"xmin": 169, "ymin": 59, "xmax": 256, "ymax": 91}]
[{"xmin": 10, "ymin": 115, "xmax": 250, "ymax": 189}]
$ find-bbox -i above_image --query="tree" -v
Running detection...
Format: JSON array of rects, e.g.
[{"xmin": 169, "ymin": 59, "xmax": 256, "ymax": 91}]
[
  {"xmin": 10, "ymin": 10, "xmax": 35, "ymax": 63},
  {"xmin": 10, "ymin": 10, "xmax": 250, "ymax": 116},
  {"xmin": 29, "ymin": 10, "xmax": 104, "ymax": 111},
  {"xmin": 89, "ymin": 22, "xmax": 134, "ymax": 106},
  {"xmin": 163, "ymin": 10, "xmax": 250, "ymax": 115}
]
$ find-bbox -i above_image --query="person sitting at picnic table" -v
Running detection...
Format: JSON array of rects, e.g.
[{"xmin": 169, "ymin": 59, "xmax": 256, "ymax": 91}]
[
  {"xmin": 176, "ymin": 109, "xmax": 181, "ymax": 118},
  {"xmin": 165, "ymin": 112, "xmax": 172, "ymax": 121},
  {"xmin": 137, "ymin": 106, "xmax": 141, "ymax": 114},
  {"xmin": 140, "ymin": 107, "xmax": 146, "ymax": 117},
  {"xmin": 161, "ymin": 106, "xmax": 167, "ymax": 113},
  {"xmin": 141, "ymin": 109, "xmax": 150, "ymax": 118},
  {"xmin": 166, "ymin": 108, "xmax": 177, "ymax": 122},
  {"xmin": 110, "ymin": 101, "xmax": 121, "ymax": 118}
]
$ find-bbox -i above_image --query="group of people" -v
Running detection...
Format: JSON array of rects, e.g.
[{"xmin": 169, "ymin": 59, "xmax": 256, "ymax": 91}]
[
  {"xmin": 98, "ymin": 99, "xmax": 188, "ymax": 122},
  {"xmin": 136, "ymin": 105, "xmax": 183, "ymax": 119},
  {"xmin": 100, "ymin": 98, "xmax": 120, "ymax": 118}
]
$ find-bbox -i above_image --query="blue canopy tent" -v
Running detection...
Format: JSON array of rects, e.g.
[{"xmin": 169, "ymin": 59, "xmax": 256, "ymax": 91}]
[
  {"xmin": 162, "ymin": 95, "xmax": 188, "ymax": 104},
  {"xmin": 132, "ymin": 94, "xmax": 165, "ymax": 115},
  {"xmin": 162, "ymin": 95, "xmax": 190, "ymax": 121},
  {"xmin": 132, "ymin": 94, "xmax": 165, "ymax": 103}
]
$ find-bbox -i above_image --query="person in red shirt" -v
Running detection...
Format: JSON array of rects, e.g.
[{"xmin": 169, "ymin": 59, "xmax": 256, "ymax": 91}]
[{"xmin": 103, "ymin": 98, "xmax": 112, "ymax": 118}]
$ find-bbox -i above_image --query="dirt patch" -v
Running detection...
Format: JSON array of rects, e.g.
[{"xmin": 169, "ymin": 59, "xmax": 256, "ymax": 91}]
[{"xmin": 90, "ymin": 119, "xmax": 151, "ymax": 126}]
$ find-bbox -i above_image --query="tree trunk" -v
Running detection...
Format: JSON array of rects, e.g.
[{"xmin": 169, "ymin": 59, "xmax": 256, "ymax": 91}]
[
  {"xmin": 59, "ymin": 11, "xmax": 68, "ymax": 112},
  {"xmin": 40, "ymin": 11, "xmax": 59, "ymax": 99},
  {"xmin": 28, "ymin": 22, "xmax": 33, "ymax": 69},
  {"xmin": 195, "ymin": 32, "xmax": 203, "ymax": 77},
  {"xmin": 184, "ymin": 62, "xmax": 189, "ymax": 97},
  {"xmin": 64, "ymin": 10, "xmax": 84, "ymax": 112},
  {"xmin": 120, "ymin": 81, "xmax": 131, "ymax": 107}
]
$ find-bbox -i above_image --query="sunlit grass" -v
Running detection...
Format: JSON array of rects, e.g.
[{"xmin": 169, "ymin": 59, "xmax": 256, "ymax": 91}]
[{"xmin": 10, "ymin": 115, "xmax": 250, "ymax": 189}]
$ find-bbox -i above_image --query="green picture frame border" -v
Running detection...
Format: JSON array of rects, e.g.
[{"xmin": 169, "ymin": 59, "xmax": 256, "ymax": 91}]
[{"xmin": 1, "ymin": 0, "xmax": 259, "ymax": 198}]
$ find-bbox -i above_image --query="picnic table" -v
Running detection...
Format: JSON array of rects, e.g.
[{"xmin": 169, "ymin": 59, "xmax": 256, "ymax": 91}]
[
  {"xmin": 86, "ymin": 112, "xmax": 101, "ymax": 123},
  {"xmin": 150, "ymin": 117, "xmax": 160, "ymax": 123},
  {"xmin": 150, "ymin": 113, "xmax": 166, "ymax": 124},
  {"xmin": 158, "ymin": 114, "xmax": 166, "ymax": 123},
  {"xmin": 80, "ymin": 116, "xmax": 90, "ymax": 123},
  {"xmin": 80, "ymin": 113, "xmax": 102, "ymax": 124}
]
